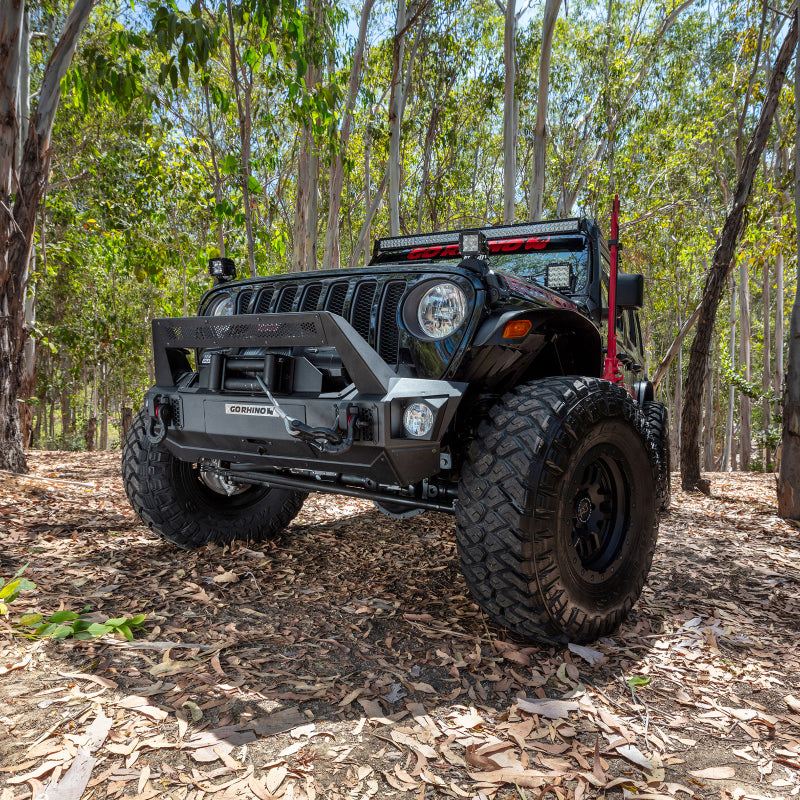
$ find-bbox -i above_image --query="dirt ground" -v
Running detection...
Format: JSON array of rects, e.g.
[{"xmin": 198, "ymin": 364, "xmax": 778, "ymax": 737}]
[{"xmin": 2, "ymin": 451, "xmax": 800, "ymax": 800}]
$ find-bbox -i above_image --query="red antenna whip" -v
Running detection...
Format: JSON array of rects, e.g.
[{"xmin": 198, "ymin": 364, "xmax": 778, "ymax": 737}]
[{"xmin": 602, "ymin": 195, "xmax": 624, "ymax": 384}]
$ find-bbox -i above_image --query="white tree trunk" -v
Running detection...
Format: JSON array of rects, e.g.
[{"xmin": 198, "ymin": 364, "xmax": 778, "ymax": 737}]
[
  {"xmin": 322, "ymin": 0, "xmax": 375, "ymax": 271},
  {"xmin": 351, "ymin": 167, "xmax": 388, "ymax": 269},
  {"xmin": 502, "ymin": 0, "xmax": 516, "ymax": 224},
  {"xmin": 723, "ymin": 273, "xmax": 736, "ymax": 471},
  {"xmin": 0, "ymin": 0, "xmax": 24, "ymax": 196},
  {"xmin": 762, "ymin": 253, "xmax": 771, "ymax": 466},
  {"xmin": 739, "ymin": 256, "xmax": 751, "ymax": 469},
  {"xmin": 225, "ymin": 0, "xmax": 256, "ymax": 277},
  {"xmin": 528, "ymin": 0, "xmax": 559, "ymax": 222},
  {"xmin": 775, "ymin": 228, "xmax": 784, "ymax": 395},
  {"xmin": 388, "ymin": 0, "xmax": 407, "ymax": 236}
]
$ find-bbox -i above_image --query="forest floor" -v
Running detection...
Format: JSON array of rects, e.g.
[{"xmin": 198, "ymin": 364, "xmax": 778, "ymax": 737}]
[{"xmin": 2, "ymin": 453, "xmax": 800, "ymax": 800}]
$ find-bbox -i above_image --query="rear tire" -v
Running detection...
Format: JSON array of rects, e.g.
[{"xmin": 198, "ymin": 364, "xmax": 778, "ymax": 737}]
[
  {"xmin": 456, "ymin": 377, "xmax": 659, "ymax": 643},
  {"xmin": 122, "ymin": 410, "xmax": 307, "ymax": 549},
  {"xmin": 643, "ymin": 400, "xmax": 671, "ymax": 512}
]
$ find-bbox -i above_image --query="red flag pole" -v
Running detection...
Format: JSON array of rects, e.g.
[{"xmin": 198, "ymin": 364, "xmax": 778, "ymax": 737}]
[{"xmin": 602, "ymin": 194, "xmax": 624, "ymax": 384}]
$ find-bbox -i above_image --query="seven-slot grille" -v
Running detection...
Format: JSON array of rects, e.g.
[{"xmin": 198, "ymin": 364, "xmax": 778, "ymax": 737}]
[{"xmin": 235, "ymin": 276, "xmax": 408, "ymax": 366}]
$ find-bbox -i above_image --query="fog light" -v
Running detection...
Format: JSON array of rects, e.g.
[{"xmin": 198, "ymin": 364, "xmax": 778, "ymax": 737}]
[{"xmin": 403, "ymin": 403, "xmax": 434, "ymax": 437}]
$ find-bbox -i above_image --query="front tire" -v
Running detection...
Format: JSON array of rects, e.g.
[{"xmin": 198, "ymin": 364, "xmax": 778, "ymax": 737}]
[
  {"xmin": 456, "ymin": 377, "xmax": 659, "ymax": 643},
  {"xmin": 122, "ymin": 410, "xmax": 307, "ymax": 549}
]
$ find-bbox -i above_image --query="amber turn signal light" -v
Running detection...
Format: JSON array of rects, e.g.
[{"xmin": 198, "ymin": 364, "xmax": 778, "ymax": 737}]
[{"xmin": 503, "ymin": 319, "xmax": 532, "ymax": 338}]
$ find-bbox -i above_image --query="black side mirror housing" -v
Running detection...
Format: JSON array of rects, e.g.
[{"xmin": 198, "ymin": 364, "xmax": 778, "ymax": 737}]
[{"xmin": 617, "ymin": 274, "xmax": 644, "ymax": 309}]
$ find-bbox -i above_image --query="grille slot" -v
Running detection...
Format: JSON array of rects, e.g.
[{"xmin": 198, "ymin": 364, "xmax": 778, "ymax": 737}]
[
  {"xmin": 300, "ymin": 283, "xmax": 323, "ymax": 311},
  {"xmin": 325, "ymin": 282, "xmax": 348, "ymax": 317},
  {"xmin": 277, "ymin": 285, "xmax": 298, "ymax": 313},
  {"xmin": 230, "ymin": 275, "xmax": 409, "ymax": 368},
  {"xmin": 350, "ymin": 281, "xmax": 376, "ymax": 341},
  {"xmin": 377, "ymin": 281, "xmax": 406, "ymax": 364},
  {"xmin": 254, "ymin": 288, "xmax": 275, "ymax": 313},
  {"xmin": 237, "ymin": 289, "xmax": 254, "ymax": 313}
]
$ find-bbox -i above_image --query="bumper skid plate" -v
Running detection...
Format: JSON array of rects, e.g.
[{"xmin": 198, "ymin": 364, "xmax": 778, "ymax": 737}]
[{"xmin": 147, "ymin": 312, "xmax": 465, "ymax": 486}]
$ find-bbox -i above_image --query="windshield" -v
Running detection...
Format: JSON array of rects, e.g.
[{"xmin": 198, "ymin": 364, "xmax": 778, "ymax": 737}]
[{"xmin": 488, "ymin": 234, "xmax": 590, "ymax": 295}]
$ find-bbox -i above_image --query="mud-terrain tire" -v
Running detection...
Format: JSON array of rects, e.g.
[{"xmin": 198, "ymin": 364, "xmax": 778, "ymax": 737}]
[
  {"xmin": 455, "ymin": 376, "xmax": 658, "ymax": 643},
  {"xmin": 643, "ymin": 400, "xmax": 671, "ymax": 512},
  {"xmin": 122, "ymin": 410, "xmax": 307, "ymax": 549}
]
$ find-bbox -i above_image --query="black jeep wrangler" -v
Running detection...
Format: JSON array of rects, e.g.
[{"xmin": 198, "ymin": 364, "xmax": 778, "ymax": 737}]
[{"xmin": 122, "ymin": 213, "xmax": 669, "ymax": 643}]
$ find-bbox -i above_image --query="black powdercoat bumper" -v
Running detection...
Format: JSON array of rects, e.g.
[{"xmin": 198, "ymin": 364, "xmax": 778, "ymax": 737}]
[{"xmin": 146, "ymin": 312, "xmax": 465, "ymax": 487}]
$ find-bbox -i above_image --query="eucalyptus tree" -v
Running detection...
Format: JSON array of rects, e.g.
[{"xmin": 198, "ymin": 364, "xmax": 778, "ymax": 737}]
[
  {"xmin": 528, "ymin": 0, "xmax": 559, "ymax": 222},
  {"xmin": 777, "ymin": 5, "xmax": 799, "ymax": 518},
  {"xmin": 0, "ymin": 0, "xmax": 94, "ymax": 471},
  {"xmin": 680, "ymin": 8, "xmax": 797, "ymax": 492}
]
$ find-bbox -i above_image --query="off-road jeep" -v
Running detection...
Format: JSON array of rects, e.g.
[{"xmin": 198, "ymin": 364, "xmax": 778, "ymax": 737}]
[{"xmin": 122, "ymin": 207, "xmax": 669, "ymax": 643}]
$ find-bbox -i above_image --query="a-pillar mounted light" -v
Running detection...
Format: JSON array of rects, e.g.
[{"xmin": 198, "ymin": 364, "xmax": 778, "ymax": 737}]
[{"xmin": 208, "ymin": 257, "xmax": 237, "ymax": 285}]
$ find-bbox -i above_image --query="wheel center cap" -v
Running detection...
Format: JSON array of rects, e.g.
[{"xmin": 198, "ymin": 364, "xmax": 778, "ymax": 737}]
[{"xmin": 576, "ymin": 496, "xmax": 593, "ymax": 524}]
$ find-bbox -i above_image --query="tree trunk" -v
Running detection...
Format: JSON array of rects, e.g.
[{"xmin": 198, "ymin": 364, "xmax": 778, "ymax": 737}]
[
  {"xmin": 723, "ymin": 272, "xmax": 736, "ymax": 471},
  {"xmin": 528, "ymin": 0, "xmax": 559, "ymax": 222},
  {"xmin": 203, "ymin": 83, "xmax": 226, "ymax": 258},
  {"xmin": 388, "ymin": 0, "xmax": 407, "ymax": 236},
  {"xmin": 739, "ymin": 256, "xmax": 751, "ymax": 469},
  {"xmin": 350, "ymin": 166, "xmax": 389, "ymax": 269},
  {"xmin": 294, "ymin": 125, "xmax": 313, "ymax": 271},
  {"xmin": 703, "ymin": 346, "xmax": 715, "ymax": 471},
  {"xmin": 777, "ymin": 9, "xmax": 800, "ymax": 518},
  {"xmin": 651, "ymin": 300, "xmax": 702, "ymax": 389},
  {"xmin": 671, "ymin": 346, "xmax": 682, "ymax": 471},
  {"xmin": 322, "ymin": 0, "xmax": 375, "ymax": 271},
  {"xmin": 762, "ymin": 252, "xmax": 771, "ymax": 467},
  {"xmin": 501, "ymin": 0, "xmax": 516, "ymax": 224},
  {"xmin": 0, "ymin": 0, "xmax": 92, "ymax": 471},
  {"xmin": 361, "ymin": 129, "xmax": 372, "ymax": 267},
  {"xmin": 775, "ymin": 243, "xmax": 784, "ymax": 394},
  {"xmin": 225, "ymin": 0, "xmax": 256, "ymax": 277},
  {"xmin": 100, "ymin": 376, "xmax": 108, "ymax": 450},
  {"xmin": 681, "ymin": 13, "xmax": 796, "ymax": 492},
  {"xmin": 85, "ymin": 414, "xmax": 96, "ymax": 451}
]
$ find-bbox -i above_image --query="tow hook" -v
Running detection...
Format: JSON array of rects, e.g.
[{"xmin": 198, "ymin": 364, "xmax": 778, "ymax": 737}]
[{"xmin": 147, "ymin": 401, "xmax": 172, "ymax": 445}]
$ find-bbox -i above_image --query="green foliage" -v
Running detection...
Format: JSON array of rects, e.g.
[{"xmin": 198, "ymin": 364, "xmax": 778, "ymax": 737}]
[
  {"xmin": 627, "ymin": 675, "xmax": 652, "ymax": 692},
  {"xmin": 18, "ymin": 611, "xmax": 147, "ymax": 641},
  {"xmin": 0, "ymin": 565, "xmax": 37, "ymax": 617},
  {"xmin": 2, "ymin": 567, "xmax": 146, "ymax": 641}
]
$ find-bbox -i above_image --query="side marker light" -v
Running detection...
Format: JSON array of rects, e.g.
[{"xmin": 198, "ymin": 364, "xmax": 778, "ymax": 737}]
[{"xmin": 503, "ymin": 319, "xmax": 532, "ymax": 338}]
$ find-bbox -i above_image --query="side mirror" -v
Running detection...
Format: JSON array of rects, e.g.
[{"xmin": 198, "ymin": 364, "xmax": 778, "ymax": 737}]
[{"xmin": 617, "ymin": 274, "xmax": 643, "ymax": 309}]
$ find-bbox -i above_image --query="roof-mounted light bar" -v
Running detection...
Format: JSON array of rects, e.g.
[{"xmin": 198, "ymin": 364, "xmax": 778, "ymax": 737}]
[
  {"xmin": 484, "ymin": 218, "xmax": 580, "ymax": 238},
  {"xmin": 375, "ymin": 218, "xmax": 582, "ymax": 257},
  {"xmin": 377, "ymin": 231, "xmax": 459, "ymax": 251}
]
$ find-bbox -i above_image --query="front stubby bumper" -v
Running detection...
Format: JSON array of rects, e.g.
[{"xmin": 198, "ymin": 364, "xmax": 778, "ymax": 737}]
[{"xmin": 145, "ymin": 312, "xmax": 465, "ymax": 487}]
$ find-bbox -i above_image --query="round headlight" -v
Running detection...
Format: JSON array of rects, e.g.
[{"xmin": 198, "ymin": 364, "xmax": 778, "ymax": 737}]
[
  {"xmin": 417, "ymin": 282, "xmax": 467, "ymax": 339},
  {"xmin": 206, "ymin": 294, "xmax": 235, "ymax": 316},
  {"xmin": 403, "ymin": 403, "xmax": 434, "ymax": 437}
]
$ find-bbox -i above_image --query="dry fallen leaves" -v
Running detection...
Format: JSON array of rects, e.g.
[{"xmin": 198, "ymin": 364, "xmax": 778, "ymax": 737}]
[{"xmin": 2, "ymin": 458, "xmax": 800, "ymax": 800}]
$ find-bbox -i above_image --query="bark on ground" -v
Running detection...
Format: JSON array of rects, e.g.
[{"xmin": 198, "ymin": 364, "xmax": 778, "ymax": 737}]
[{"xmin": 2, "ymin": 451, "xmax": 800, "ymax": 800}]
